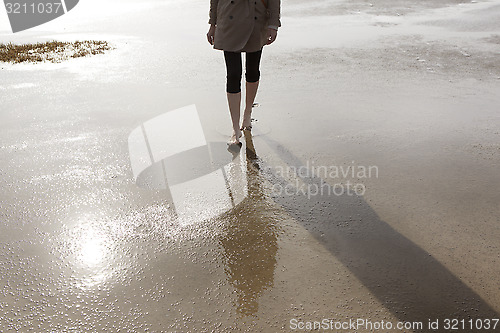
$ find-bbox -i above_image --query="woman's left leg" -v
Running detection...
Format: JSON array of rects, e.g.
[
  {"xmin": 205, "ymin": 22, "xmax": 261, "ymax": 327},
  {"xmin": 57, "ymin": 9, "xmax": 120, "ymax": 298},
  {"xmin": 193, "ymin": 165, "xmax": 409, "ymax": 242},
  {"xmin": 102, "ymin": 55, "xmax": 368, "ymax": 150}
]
[{"xmin": 242, "ymin": 50, "xmax": 263, "ymax": 130}]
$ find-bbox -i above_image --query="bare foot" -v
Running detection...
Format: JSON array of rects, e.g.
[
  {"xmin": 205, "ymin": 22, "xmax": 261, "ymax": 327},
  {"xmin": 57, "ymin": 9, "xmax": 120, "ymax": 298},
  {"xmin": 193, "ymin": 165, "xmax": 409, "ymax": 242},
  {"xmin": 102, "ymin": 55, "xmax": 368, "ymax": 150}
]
[{"xmin": 228, "ymin": 129, "xmax": 242, "ymax": 145}]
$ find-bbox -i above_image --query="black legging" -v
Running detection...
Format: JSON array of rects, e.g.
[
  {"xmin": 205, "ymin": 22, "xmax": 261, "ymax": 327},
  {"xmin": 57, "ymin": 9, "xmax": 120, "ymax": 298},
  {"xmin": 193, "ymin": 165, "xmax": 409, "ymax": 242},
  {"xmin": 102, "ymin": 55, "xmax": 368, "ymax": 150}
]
[{"xmin": 224, "ymin": 50, "xmax": 262, "ymax": 94}]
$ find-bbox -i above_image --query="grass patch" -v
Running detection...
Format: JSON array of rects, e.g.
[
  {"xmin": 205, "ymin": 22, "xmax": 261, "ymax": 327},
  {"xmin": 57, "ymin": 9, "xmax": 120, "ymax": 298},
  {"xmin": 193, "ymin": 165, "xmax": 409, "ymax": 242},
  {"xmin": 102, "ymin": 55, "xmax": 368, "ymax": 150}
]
[{"xmin": 0, "ymin": 40, "xmax": 112, "ymax": 63}]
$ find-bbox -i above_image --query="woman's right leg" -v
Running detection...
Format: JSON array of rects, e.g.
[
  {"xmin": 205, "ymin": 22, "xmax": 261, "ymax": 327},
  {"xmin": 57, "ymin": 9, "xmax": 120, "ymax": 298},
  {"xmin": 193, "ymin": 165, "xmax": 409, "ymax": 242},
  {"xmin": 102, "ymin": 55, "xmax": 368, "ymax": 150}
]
[{"xmin": 224, "ymin": 51, "xmax": 243, "ymax": 144}]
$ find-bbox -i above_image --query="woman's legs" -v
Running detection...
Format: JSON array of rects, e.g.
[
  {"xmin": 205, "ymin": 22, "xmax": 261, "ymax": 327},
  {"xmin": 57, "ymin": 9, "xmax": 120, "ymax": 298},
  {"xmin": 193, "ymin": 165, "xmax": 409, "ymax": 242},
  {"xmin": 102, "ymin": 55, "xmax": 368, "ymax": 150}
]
[
  {"xmin": 224, "ymin": 51, "xmax": 243, "ymax": 143},
  {"xmin": 223, "ymin": 49, "xmax": 263, "ymax": 142},
  {"xmin": 242, "ymin": 50, "xmax": 262, "ymax": 129}
]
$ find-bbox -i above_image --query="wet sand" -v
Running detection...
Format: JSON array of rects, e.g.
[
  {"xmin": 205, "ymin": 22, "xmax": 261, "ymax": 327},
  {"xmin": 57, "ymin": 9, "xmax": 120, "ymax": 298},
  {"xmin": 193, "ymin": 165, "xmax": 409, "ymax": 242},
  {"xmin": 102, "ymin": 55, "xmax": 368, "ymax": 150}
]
[{"xmin": 1, "ymin": 0, "xmax": 500, "ymax": 331}]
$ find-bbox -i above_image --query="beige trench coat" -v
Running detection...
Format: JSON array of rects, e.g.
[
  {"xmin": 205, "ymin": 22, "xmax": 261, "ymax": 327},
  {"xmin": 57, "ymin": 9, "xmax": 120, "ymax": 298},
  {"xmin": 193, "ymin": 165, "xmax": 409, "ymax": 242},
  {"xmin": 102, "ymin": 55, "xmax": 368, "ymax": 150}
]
[{"xmin": 209, "ymin": 0, "xmax": 281, "ymax": 52}]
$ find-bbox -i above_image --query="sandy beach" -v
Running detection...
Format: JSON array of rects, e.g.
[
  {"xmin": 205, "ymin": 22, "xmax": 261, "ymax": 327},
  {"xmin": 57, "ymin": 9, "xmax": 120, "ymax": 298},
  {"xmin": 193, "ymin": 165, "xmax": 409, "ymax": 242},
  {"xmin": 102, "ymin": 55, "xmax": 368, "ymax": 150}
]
[{"xmin": 1, "ymin": 0, "xmax": 499, "ymax": 331}]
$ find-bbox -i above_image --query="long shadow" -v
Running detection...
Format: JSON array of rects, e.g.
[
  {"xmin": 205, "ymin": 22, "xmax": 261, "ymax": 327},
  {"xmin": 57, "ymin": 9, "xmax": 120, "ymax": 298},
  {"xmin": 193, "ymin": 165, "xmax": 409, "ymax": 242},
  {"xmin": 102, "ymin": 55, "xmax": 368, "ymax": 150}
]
[{"xmin": 244, "ymin": 131, "xmax": 499, "ymax": 331}]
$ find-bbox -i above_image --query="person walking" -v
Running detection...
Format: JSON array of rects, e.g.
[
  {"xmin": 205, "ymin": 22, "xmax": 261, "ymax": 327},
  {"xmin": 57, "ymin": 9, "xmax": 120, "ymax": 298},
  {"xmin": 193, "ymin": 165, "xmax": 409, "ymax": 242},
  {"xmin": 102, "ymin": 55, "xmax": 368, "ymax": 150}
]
[{"xmin": 207, "ymin": 0, "xmax": 281, "ymax": 145}]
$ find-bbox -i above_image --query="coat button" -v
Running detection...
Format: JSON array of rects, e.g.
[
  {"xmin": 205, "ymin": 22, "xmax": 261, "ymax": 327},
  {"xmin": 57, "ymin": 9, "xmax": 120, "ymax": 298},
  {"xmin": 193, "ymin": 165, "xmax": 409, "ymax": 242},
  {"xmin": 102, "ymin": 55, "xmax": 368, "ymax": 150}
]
[
  {"xmin": 254, "ymin": 16, "xmax": 257, "ymax": 20},
  {"xmin": 254, "ymin": 1, "xmax": 257, "ymax": 3},
  {"xmin": 229, "ymin": 15, "xmax": 233, "ymax": 19},
  {"xmin": 231, "ymin": 0, "xmax": 234, "ymax": 3}
]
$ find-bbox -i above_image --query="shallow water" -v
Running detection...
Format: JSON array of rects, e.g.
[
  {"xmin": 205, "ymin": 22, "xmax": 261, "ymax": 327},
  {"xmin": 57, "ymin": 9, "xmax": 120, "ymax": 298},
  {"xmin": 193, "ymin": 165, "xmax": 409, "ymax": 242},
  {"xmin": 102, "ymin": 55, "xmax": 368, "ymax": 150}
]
[{"xmin": 1, "ymin": 0, "xmax": 500, "ymax": 331}]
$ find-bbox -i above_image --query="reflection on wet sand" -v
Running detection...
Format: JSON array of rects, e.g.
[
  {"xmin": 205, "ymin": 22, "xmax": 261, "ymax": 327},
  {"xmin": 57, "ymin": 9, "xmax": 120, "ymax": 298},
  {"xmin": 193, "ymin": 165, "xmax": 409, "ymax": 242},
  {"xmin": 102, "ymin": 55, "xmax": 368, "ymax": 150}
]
[
  {"xmin": 66, "ymin": 215, "xmax": 115, "ymax": 289},
  {"xmin": 219, "ymin": 130, "xmax": 278, "ymax": 317},
  {"xmin": 148, "ymin": 126, "xmax": 498, "ymax": 322},
  {"xmin": 129, "ymin": 110, "xmax": 279, "ymax": 316},
  {"xmin": 127, "ymin": 108, "xmax": 498, "ymax": 324}
]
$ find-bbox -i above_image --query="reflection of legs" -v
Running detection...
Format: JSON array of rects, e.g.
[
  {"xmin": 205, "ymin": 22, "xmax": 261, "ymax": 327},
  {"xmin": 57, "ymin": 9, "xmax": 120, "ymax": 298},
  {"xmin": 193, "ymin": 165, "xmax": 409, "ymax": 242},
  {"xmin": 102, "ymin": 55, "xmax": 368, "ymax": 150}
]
[
  {"xmin": 242, "ymin": 50, "xmax": 262, "ymax": 130},
  {"xmin": 224, "ymin": 51, "xmax": 243, "ymax": 144},
  {"xmin": 243, "ymin": 130, "xmax": 258, "ymax": 162},
  {"xmin": 220, "ymin": 147, "xmax": 278, "ymax": 317}
]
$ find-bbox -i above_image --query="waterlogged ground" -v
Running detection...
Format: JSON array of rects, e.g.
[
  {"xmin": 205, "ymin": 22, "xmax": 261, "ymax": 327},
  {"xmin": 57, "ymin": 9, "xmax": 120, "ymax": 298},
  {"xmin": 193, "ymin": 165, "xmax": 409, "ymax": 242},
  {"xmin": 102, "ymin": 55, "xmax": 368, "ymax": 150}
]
[{"xmin": 0, "ymin": 0, "xmax": 499, "ymax": 331}]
